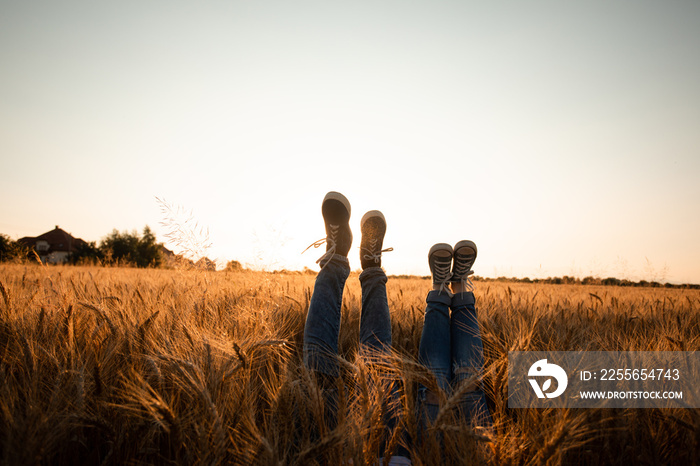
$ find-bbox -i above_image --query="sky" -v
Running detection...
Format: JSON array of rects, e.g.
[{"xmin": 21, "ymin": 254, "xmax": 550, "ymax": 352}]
[{"xmin": 1, "ymin": 0, "xmax": 699, "ymax": 283}]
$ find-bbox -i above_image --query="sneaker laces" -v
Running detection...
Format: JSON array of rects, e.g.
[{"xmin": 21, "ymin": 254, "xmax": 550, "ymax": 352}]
[
  {"xmin": 361, "ymin": 239, "xmax": 393, "ymax": 265},
  {"xmin": 432, "ymin": 257, "xmax": 453, "ymax": 295},
  {"xmin": 453, "ymin": 259, "xmax": 475, "ymax": 292},
  {"xmin": 461, "ymin": 272, "xmax": 475, "ymax": 292},
  {"xmin": 302, "ymin": 224, "xmax": 339, "ymax": 266},
  {"xmin": 452, "ymin": 259, "xmax": 471, "ymax": 278}
]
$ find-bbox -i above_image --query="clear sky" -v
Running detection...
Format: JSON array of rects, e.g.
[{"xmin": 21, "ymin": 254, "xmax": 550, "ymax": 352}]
[{"xmin": 1, "ymin": 0, "xmax": 699, "ymax": 283}]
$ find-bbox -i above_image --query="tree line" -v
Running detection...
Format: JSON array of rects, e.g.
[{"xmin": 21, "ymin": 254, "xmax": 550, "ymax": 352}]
[
  {"xmin": 473, "ymin": 275, "xmax": 700, "ymax": 289},
  {"xmin": 0, "ymin": 226, "xmax": 246, "ymax": 271},
  {"xmin": 1, "ymin": 229, "xmax": 697, "ymax": 287},
  {"xmin": 0, "ymin": 226, "xmax": 163, "ymax": 267}
]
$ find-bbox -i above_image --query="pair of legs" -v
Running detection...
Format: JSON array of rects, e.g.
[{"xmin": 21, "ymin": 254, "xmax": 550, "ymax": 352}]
[
  {"xmin": 418, "ymin": 242, "xmax": 492, "ymax": 428},
  {"xmin": 302, "ymin": 256, "xmax": 392, "ymax": 376},
  {"xmin": 301, "ymin": 192, "xmax": 405, "ymax": 461},
  {"xmin": 301, "ymin": 192, "xmax": 490, "ymax": 462},
  {"xmin": 302, "ymin": 191, "xmax": 393, "ymax": 376}
]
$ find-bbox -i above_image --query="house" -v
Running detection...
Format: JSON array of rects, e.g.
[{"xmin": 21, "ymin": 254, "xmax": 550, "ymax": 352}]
[{"xmin": 18, "ymin": 226, "xmax": 87, "ymax": 264}]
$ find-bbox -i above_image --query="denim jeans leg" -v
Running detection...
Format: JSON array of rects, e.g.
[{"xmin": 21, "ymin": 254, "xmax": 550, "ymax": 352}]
[
  {"xmin": 419, "ymin": 290, "xmax": 453, "ymax": 393},
  {"xmin": 359, "ymin": 267, "xmax": 392, "ymax": 354},
  {"xmin": 450, "ymin": 291, "xmax": 492, "ymax": 426},
  {"xmin": 415, "ymin": 289, "xmax": 452, "ymax": 450},
  {"xmin": 358, "ymin": 267, "xmax": 410, "ymax": 459},
  {"xmin": 303, "ymin": 254, "xmax": 350, "ymax": 377}
]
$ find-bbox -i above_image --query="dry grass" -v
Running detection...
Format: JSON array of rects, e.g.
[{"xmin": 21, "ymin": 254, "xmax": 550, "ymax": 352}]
[{"xmin": 0, "ymin": 263, "xmax": 698, "ymax": 465}]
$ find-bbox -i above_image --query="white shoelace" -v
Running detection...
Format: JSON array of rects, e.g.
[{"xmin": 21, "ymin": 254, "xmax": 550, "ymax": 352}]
[
  {"xmin": 453, "ymin": 256, "xmax": 475, "ymax": 292},
  {"xmin": 452, "ymin": 259, "xmax": 470, "ymax": 278},
  {"xmin": 302, "ymin": 224, "xmax": 338, "ymax": 265},
  {"xmin": 432, "ymin": 257, "xmax": 453, "ymax": 294},
  {"xmin": 361, "ymin": 238, "xmax": 393, "ymax": 264},
  {"xmin": 461, "ymin": 272, "xmax": 475, "ymax": 292}
]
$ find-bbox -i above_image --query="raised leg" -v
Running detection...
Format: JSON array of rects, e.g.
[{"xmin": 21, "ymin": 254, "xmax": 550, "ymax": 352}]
[
  {"xmin": 302, "ymin": 254, "xmax": 351, "ymax": 377},
  {"xmin": 450, "ymin": 291, "xmax": 492, "ymax": 426},
  {"xmin": 359, "ymin": 266, "xmax": 392, "ymax": 353}
]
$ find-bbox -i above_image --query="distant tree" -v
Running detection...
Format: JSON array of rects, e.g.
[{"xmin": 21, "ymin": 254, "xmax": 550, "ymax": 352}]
[
  {"xmin": 99, "ymin": 226, "xmax": 163, "ymax": 267},
  {"xmin": 0, "ymin": 234, "xmax": 27, "ymax": 262},
  {"xmin": 582, "ymin": 276, "xmax": 601, "ymax": 285},
  {"xmin": 602, "ymin": 277, "xmax": 621, "ymax": 287},
  {"xmin": 0, "ymin": 234, "xmax": 12, "ymax": 261},
  {"xmin": 224, "ymin": 260, "xmax": 243, "ymax": 272},
  {"xmin": 562, "ymin": 276, "xmax": 578, "ymax": 285},
  {"xmin": 0, "ymin": 234, "xmax": 15, "ymax": 262},
  {"xmin": 69, "ymin": 240, "xmax": 103, "ymax": 265},
  {"xmin": 100, "ymin": 229, "xmax": 137, "ymax": 265},
  {"xmin": 137, "ymin": 226, "xmax": 162, "ymax": 267},
  {"xmin": 195, "ymin": 257, "xmax": 216, "ymax": 271}
]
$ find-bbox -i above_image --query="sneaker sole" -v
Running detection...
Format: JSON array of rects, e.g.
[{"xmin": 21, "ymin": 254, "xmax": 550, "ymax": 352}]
[
  {"xmin": 451, "ymin": 240, "xmax": 477, "ymax": 282},
  {"xmin": 322, "ymin": 191, "xmax": 351, "ymax": 217},
  {"xmin": 429, "ymin": 243, "xmax": 453, "ymax": 285},
  {"xmin": 360, "ymin": 210, "xmax": 385, "ymax": 229},
  {"xmin": 453, "ymin": 240, "xmax": 477, "ymax": 257},
  {"xmin": 428, "ymin": 243, "xmax": 453, "ymax": 259}
]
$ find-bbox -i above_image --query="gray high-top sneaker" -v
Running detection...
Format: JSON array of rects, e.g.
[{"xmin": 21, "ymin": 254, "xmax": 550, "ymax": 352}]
[
  {"xmin": 428, "ymin": 243, "xmax": 453, "ymax": 293},
  {"xmin": 451, "ymin": 240, "xmax": 477, "ymax": 291}
]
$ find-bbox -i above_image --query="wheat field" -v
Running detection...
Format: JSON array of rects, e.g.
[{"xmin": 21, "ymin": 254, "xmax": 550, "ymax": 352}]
[{"xmin": 0, "ymin": 263, "xmax": 698, "ymax": 465}]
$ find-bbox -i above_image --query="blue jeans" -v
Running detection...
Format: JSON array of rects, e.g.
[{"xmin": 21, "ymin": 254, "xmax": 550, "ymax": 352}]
[
  {"xmin": 302, "ymin": 254, "xmax": 407, "ymax": 458},
  {"xmin": 303, "ymin": 254, "xmax": 392, "ymax": 376},
  {"xmin": 418, "ymin": 289, "xmax": 492, "ymax": 427}
]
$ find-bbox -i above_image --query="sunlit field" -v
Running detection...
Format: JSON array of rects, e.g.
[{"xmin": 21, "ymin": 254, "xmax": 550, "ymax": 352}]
[{"xmin": 0, "ymin": 263, "xmax": 698, "ymax": 465}]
